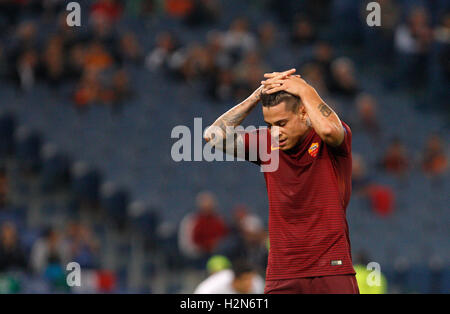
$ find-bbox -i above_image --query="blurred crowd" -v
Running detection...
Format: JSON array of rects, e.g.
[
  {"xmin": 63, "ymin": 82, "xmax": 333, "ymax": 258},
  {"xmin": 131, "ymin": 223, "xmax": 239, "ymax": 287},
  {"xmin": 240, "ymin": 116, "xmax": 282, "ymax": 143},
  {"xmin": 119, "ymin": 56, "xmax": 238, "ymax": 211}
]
[
  {"xmin": 0, "ymin": 218, "xmax": 101, "ymax": 292},
  {"xmin": 178, "ymin": 191, "xmax": 268, "ymax": 274},
  {"xmin": 0, "ymin": 0, "xmax": 447, "ymax": 110},
  {"xmin": 0, "ymin": 0, "xmax": 137, "ymax": 113}
]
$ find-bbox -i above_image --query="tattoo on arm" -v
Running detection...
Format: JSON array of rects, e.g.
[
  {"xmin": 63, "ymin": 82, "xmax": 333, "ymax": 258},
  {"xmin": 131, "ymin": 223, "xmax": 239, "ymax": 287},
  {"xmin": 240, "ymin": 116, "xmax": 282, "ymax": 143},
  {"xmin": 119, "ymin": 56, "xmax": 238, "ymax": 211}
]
[
  {"xmin": 223, "ymin": 109, "xmax": 248, "ymax": 126},
  {"xmin": 214, "ymin": 120, "xmax": 243, "ymax": 157},
  {"xmin": 318, "ymin": 102, "xmax": 332, "ymax": 117},
  {"xmin": 210, "ymin": 95, "xmax": 259, "ymax": 156}
]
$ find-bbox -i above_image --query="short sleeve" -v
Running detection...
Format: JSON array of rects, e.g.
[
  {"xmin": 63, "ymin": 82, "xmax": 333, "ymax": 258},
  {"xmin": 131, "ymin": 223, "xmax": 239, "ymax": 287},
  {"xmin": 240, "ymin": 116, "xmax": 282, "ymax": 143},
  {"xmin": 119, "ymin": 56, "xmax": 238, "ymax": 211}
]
[
  {"xmin": 329, "ymin": 121, "xmax": 352, "ymax": 157},
  {"xmin": 242, "ymin": 128, "xmax": 271, "ymax": 165}
]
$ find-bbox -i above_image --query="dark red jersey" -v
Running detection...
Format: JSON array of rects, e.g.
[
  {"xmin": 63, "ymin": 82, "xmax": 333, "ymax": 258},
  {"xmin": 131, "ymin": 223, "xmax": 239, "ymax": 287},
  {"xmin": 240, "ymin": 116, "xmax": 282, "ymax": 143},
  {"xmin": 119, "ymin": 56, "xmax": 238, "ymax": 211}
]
[{"xmin": 243, "ymin": 122, "xmax": 355, "ymax": 280}]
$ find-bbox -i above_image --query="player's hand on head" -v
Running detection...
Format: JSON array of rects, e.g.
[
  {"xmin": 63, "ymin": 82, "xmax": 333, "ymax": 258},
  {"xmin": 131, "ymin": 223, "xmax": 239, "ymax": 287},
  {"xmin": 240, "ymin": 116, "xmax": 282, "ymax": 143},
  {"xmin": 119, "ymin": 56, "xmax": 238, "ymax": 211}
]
[
  {"xmin": 261, "ymin": 74, "xmax": 311, "ymax": 96},
  {"xmin": 262, "ymin": 68, "xmax": 301, "ymax": 94}
]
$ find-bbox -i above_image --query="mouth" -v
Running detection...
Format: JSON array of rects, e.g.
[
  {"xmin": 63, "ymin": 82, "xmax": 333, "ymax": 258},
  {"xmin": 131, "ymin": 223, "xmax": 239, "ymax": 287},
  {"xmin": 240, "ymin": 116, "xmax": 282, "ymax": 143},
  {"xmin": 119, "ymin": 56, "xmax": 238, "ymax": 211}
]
[{"xmin": 279, "ymin": 138, "xmax": 287, "ymax": 147}]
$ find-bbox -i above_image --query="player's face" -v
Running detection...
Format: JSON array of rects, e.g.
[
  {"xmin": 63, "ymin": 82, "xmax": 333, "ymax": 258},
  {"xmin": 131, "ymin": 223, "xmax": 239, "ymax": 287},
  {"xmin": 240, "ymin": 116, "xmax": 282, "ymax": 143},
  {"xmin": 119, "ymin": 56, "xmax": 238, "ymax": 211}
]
[{"xmin": 263, "ymin": 101, "xmax": 309, "ymax": 151}]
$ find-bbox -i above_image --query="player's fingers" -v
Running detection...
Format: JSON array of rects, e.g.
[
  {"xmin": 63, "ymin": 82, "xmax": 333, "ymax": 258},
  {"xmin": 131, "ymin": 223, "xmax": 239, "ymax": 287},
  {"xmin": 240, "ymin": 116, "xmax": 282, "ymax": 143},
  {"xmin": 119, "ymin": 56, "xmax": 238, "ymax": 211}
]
[
  {"xmin": 263, "ymin": 72, "xmax": 279, "ymax": 79},
  {"xmin": 264, "ymin": 68, "xmax": 296, "ymax": 79},
  {"xmin": 264, "ymin": 86, "xmax": 284, "ymax": 94},
  {"xmin": 262, "ymin": 83, "xmax": 283, "ymax": 92},
  {"xmin": 267, "ymin": 70, "xmax": 296, "ymax": 83},
  {"xmin": 261, "ymin": 79, "xmax": 284, "ymax": 86}
]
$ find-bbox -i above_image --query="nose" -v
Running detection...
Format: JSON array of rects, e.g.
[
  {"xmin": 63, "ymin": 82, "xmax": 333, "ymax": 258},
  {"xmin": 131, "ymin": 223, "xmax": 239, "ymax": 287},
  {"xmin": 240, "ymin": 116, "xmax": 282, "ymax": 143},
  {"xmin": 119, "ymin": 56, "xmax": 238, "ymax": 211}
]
[{"xmin": 270, "ymin": 126, "xmax": 280, "ymax": 142}]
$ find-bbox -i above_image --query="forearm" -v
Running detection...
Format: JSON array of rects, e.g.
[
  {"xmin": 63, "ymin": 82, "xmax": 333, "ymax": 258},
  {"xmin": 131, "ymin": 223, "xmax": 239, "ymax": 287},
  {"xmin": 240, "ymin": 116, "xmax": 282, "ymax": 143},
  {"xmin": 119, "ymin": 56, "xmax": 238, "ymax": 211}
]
[
  {"xmin": 204, "ymin": 87, "xmax": 261, "ymax": 149},
  {"xmin": 212, "ymin": 89, "xmax": 261, "ymax": 130},
  {"xmin": 300, "ymin": 87, "xmax": 344, "ymax": 146}
]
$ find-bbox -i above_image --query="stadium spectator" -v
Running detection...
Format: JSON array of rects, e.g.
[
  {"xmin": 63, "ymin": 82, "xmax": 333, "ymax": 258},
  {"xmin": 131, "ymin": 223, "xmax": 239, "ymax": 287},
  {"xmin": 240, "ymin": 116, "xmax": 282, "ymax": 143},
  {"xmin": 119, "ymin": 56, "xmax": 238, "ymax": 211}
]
[
  {"xmin": 395, "ymin": 6, "xmax": 433, "ymax": 54},
  {"xmin": 257, "ymin": 21, "xmax": 277, "ymax": 54},
  {"xmin": 310, "ymin": 41, "xmax": 335, "ymax": 86},
  {"xmin": 290, "ymin": 14, "xmax": 317, "ymax": 48},
  {"xmin": 65, "ymin": 222, "xmax": 100, "ymax": 269},
  {"xmin": 222, "ymin": 18, "xmax": 258, "ymax": 61},
  {"xmin": 204, "ymin": 30, "xmax": 232, "ymax": 69},
  {"xmin": 299, "ymin": 62, "xmax": 329, "ymax": 97},
  {"xmin": 174, "ymin": 43, "xmax": 216, "ymax": 82},
  {"xmin": 39, "ymin": 34, "xmax": 66, "ymax": 88},
  {"xmin": 83, "ymin": 41, "xmax": 114, "ymax": 73},
  {"xmin": 205, "ymin": 30, "xmax": 235, "ymax": 101},
  {"xmin": 233, "ymin": 50, "xmax": 270, "ymax": 99},
  {"xmin": 165, "ymin": 0, "xmax": 194, "ymax": 18},
  {"xmin": 381, "ymin": 138, "xmax": 410, "ymax": 176},
  {"xmin": 421, "ymin": 134, "xmax": 448, "ymax": 177},
  {"xmin": 13, "ymin": 48, "xmax": 39, "ymax": 92},
  {"xmin": 9, "ymin": 20, "xmax": 39, "ymax": 57},
  {"xmin": 91, "ymin": 0, "xmax": 124, "ymax": 24},
  {"xmin": 30, "ymin": 227, "xmax": 69, "ymax": 275},
  {"xmin": 352, "ymin": 153, "xmax": 371, "ymax": 194},
  {"xmin": 66, "ymin": 43, "xmax": 86, "ymax": 82},
  {"xmin": 394, "ymin": 6, "xmax": 433, "ymax": 89},
  {"xmin": 0, "ymin": 222, "xmax": 27, "ymax": 272},
  {"xmin": 352, "ymin": 154, "xmax": 395, "ymax": 216},
  {"xmin": 116, "ymin": 31, "xmax": 144, "ymax": 65},
  {"xmin": 208, "ymin": 68, "xmax": 236, "ymax": 103},
  {"xmin": 73, "ymin": 69, "xmax": 102, "ymax": 111},
  {"xmin": 328, "ymin": 57, "xmax": 360, "ymax": 98},
  {"xmin": 179, "ymin": 191, "xmax": 228, "ymax": 260},
  {"xmin": 55, "ymin": 11, "xmax": 82, "ymax": 49},
  {"xmin": 146, "ymin": 31, "xmax": 180, "ymax": 72},
  {"xmin": 101, "ymin": 69, "xmax": 133, "ymax": 113},
  {"xmin": 366, "ymin": 184, "xmax": 395, "ymax": 217},
  {"xmin": 88, "ymin": 10, "xmax": 118, "ymax": 49},
  {"xmin": 222, "ymin": 204, "xmax": 267, "ymax": 271},
  {"xmin": 354, "ymin": 93, "xmax": 381, "ymax": 140},
  {"xmin": 191, "ymin": 191, "xmax": 228, "ymax": 254}
]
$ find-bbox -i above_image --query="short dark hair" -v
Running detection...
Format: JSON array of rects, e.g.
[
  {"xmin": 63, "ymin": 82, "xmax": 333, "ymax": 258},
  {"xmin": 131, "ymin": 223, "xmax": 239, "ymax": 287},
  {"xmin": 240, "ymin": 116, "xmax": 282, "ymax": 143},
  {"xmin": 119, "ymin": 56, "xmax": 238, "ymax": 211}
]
[
  {"xmin": 231, "ymin": 259, "xmax": 255, "ymax": 278},
  {"xmin": 261, "ymin": 91, "xmax": 301, "ymax": 113}
]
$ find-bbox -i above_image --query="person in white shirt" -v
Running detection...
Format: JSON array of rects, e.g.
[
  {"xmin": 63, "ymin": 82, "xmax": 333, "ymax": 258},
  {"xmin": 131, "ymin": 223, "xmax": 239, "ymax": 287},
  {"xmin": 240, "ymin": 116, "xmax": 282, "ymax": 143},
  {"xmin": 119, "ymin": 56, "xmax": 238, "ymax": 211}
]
[{"xmin": 194, "ymin": 259, "xmax": 264, "ymax": 294}]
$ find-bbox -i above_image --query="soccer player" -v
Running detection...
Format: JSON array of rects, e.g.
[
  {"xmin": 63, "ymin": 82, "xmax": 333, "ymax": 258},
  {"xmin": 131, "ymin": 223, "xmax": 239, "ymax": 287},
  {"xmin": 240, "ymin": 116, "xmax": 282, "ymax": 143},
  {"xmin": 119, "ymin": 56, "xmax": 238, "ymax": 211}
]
[{"xmin": 204, "ymin": 69, "xmax": 359, "ymax": 294}]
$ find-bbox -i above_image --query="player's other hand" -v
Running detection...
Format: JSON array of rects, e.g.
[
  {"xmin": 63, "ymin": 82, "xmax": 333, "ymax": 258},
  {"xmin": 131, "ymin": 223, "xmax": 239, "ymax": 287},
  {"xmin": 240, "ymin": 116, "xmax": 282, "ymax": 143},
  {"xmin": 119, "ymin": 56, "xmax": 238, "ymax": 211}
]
[
  {"xmin": 261, "ymin": 72, "xmax": 312, "ymax": 97},
  {"xmin": 259, "ymin": 68, "xmax": 298, "ymax": 95},
  {"xmin": 263, "ymin": 68, "xmax": 297, "ymax": 80}
]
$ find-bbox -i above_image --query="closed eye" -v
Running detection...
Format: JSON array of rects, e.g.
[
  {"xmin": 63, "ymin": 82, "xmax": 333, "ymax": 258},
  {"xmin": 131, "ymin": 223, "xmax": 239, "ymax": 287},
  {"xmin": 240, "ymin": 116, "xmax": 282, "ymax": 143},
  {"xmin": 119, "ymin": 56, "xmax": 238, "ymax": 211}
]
[{"xmin": 265, "ymin": 120, "xmax": 287, "ymax": 128}]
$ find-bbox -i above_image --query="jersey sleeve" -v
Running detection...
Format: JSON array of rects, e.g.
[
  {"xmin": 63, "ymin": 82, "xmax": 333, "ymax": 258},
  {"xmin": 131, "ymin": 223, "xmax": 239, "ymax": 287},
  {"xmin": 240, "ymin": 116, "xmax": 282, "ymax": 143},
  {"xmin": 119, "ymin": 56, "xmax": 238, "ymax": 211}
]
[
  {"xmin": 242, "ymin": 128, "xmax": 270, "ymax": 165},
  {"xmin": 329, "ymin": 121, "xmax": 352, "ymax": 157}
]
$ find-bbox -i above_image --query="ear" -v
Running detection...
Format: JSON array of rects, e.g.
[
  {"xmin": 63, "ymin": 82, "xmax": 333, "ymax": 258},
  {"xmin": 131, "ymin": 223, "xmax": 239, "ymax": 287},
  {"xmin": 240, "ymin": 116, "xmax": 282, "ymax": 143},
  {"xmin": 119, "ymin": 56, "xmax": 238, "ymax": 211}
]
[{"xmin": 297, "ymin": 104, "xmax": 307, "ymax": 118}]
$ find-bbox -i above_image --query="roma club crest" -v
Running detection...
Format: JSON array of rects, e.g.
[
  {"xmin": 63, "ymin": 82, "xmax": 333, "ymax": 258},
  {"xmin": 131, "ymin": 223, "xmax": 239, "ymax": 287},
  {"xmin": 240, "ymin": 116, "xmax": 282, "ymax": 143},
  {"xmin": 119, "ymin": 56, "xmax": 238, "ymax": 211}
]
[{"xmin": 308, "ymin": 142, "xmax": 319, "ymax": 158}]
